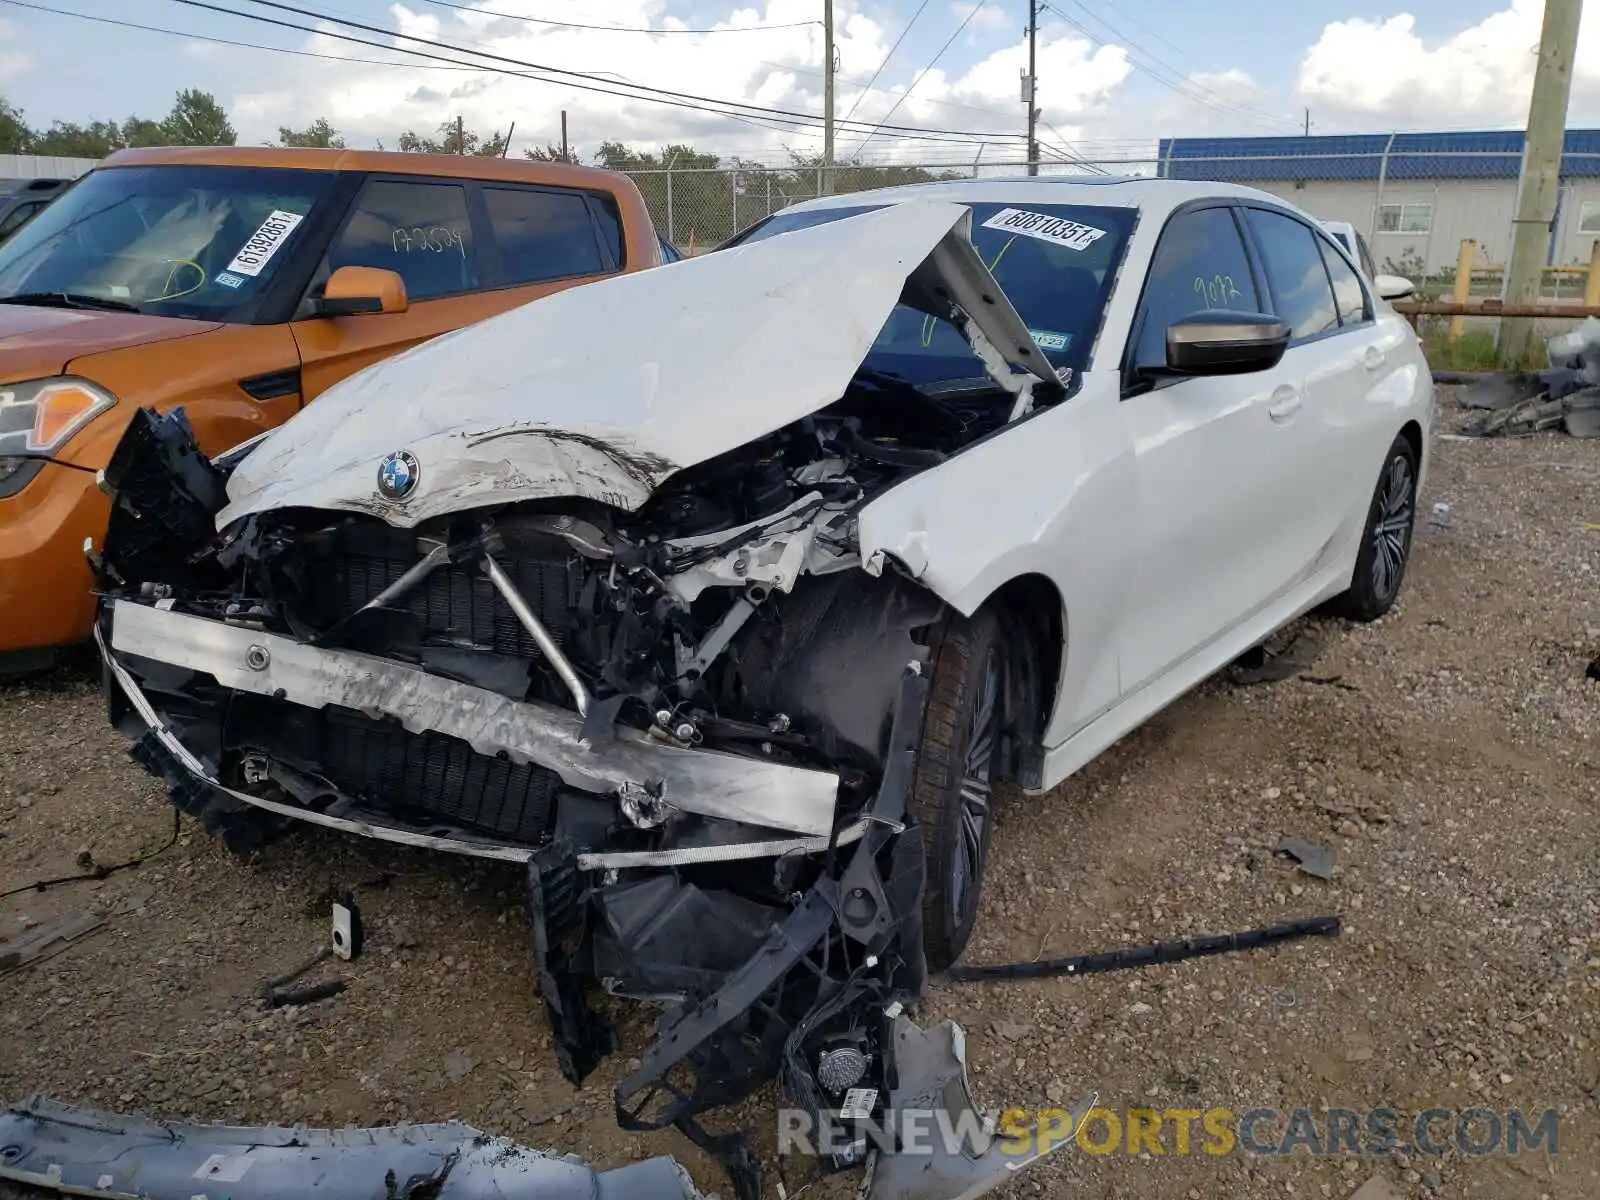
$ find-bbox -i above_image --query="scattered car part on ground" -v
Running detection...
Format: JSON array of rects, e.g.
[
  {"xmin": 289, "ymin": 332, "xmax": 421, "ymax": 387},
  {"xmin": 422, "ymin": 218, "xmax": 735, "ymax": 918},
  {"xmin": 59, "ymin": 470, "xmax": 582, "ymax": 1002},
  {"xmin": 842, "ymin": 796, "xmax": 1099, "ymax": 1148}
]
[
  {"xmin": 863, "ymin": 1020, "xmax": 1096, "ymax": 1200},
  {"xmin": 1461, "ymin": 317, "xmax": 1600, "ymax": 437},
  {"xmin": 254, "ymin": 944, "xmax": 345, "ymax": 1009},
  {"xmin": 945, "ymin": 916, "xmax": 1341, "ymax": 982},
  {"xmin": 0, "ymin": 911, "xmax": 104, "ymax": 973},
  {"xmin": 0, "ymin": 1095, "xmax": 703, "ymax": 1199},
  {"xmin": 331, "ymin": 891, "xmax": 363, "ymax": 960},
  {"xmin": 1276, "ymin": 837, "xmax": 1337, "ymax": 881},
  {"xmin": 90, "ymin": 180, "xmax": 1432, "ymax": 1198}
]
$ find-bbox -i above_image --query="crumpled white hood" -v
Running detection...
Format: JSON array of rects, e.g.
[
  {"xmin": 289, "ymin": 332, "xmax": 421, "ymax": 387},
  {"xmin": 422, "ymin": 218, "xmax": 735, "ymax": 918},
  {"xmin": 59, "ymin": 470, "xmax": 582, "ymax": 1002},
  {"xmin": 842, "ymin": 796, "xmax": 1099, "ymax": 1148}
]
[{"xmin": 220, "ymin": 199, "xmax": 1042, "ymax": 530}]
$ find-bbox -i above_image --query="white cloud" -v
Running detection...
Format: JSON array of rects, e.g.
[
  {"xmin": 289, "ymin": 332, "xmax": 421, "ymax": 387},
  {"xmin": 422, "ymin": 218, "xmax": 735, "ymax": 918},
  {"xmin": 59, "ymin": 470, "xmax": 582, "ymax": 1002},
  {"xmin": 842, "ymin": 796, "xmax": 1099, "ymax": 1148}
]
[
  {"xmin": 0, "ymin": 18, "xmax": 28, "ymax": 83},
  {"xmin": 1297, "ymin": 0, "xmax": 1600, "ymax": 129},
  {"xmin": 950, "ymin": 2, "xmax": 1010, "ymax": 41},
  {"xmin": 223, "ymin": 0, "xmax": 1136, "ymax": 165}
]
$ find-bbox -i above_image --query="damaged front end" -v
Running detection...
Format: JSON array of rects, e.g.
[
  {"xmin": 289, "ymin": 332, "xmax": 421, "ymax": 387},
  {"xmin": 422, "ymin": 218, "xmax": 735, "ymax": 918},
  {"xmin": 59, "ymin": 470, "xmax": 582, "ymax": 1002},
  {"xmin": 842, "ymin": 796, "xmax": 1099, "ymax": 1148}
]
[{"xmin": 91, "ymin": 202, "xmax": 1079, "ymax": 1199}]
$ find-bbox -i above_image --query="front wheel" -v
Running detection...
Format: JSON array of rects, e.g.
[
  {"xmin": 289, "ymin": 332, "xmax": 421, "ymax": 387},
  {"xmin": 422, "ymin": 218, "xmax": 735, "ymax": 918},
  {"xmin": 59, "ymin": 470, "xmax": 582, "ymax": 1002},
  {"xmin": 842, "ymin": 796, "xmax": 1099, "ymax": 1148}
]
[
  {"xmin": 909, "ymin": 608, "xmax": 1005, "ymax": 973},
  {"xmin": 1332, "ymin": 432, "xmax": 1418, "ymax": 622}
]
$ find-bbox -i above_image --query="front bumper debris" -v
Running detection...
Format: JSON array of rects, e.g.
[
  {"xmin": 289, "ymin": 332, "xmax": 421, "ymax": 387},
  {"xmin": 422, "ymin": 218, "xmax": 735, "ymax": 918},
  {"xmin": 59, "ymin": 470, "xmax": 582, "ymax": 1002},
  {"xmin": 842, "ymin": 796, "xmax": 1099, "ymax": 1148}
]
[
  {"xmin": 0, "ymin": 1095, "xmax": 702, "ymax": 1199},
  {"xmin": 107, "ymin": 599, "xmax": 840, "ymax": 838}
]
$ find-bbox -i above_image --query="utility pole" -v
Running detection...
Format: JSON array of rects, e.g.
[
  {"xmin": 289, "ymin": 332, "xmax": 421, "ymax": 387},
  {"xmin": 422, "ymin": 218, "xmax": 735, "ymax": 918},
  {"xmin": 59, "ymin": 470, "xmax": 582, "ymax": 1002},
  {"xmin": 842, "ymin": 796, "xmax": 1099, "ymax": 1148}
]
[
  {"xmin": 1024, "ymin": 0, "xmax": 1039, "ymax": 176},
  {"xmin": 1304, "ymin": 108, "xmax": 1311, "ymax": 137},
  {"xmin": 1501, "ymin": 0, "xmax": 1582, "ymax": 362},
  {"xmin": 822, "ymin": 0, "xmax": 835, "ymax": 194},
  {"xmin": 560, "ymin": 110, "xmax": 569, "ymax": 162},
  {"xmin": 455, "ymin": 113, "xmax": 465, "ymax": 155}
]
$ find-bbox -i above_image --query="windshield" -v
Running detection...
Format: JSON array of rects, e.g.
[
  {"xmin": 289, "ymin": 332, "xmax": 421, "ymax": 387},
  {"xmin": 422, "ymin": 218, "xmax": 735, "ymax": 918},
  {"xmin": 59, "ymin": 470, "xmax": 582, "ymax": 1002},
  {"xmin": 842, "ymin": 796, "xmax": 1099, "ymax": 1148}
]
[
  {"xmin": 0, "ymin": 165, "xmax": 334, "ymax": 322},
  {"xmin": 725, "ymin": 200, "xmax": 1136, "ymax": 385}
]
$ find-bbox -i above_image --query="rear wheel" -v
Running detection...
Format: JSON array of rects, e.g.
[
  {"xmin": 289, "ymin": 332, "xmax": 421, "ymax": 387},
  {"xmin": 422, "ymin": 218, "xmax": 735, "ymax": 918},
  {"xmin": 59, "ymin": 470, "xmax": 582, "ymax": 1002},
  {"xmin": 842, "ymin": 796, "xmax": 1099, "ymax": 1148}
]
[
  {"xmin": 1332, "ymin": 432, "xmax": 1418, "ymax": 622},
  {"xmin": 909, "ymin": 608, "xmax": 1005, "ymax": 973}
]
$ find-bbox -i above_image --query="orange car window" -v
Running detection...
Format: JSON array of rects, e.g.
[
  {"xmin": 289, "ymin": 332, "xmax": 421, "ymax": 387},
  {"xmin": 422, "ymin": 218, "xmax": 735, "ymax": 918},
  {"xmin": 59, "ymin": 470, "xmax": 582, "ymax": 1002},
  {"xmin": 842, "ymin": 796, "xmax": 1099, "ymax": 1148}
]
[
  {"xmin": 483, "ymin": 187, "xmax": 606, "ymax": 284},
  {"xmin": 326, "ymin": 180, "xmax": 478, "ymax": 302}
]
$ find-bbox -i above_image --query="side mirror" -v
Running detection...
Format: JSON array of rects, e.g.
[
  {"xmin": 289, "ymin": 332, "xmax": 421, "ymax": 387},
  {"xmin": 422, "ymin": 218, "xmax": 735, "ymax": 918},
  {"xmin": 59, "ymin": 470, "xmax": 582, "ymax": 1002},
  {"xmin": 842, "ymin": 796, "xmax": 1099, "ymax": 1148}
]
[
  {"xmin": 1374, "ymin": 273, "xmax": 1415, "ymax": 301},
  {"xmin": 313, "ymin": 265, "xmax": 408, "ymax": 317},
  {"xmin": 1165, "ymin": 310, "xmax": 1291, "ymax": 376}
]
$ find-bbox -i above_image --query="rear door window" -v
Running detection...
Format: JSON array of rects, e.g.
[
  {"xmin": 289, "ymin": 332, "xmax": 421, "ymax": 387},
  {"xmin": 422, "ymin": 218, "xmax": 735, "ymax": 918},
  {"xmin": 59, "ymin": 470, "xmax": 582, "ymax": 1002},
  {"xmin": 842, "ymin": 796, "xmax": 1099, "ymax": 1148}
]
[
  {"xmin": 482, "ymin": 187, "xmax": 612, "ymax": 285},
  {"xmin": 325, "ymin": 179, "xmax": 479, "ymax": 301},
  {"xmin": 1317, "ymin": 233, "xmax": 1369, "ymax": 326},
  {"xmin": 1244, "ymin": 208, "xmax": 1339, "ymax": 341}
]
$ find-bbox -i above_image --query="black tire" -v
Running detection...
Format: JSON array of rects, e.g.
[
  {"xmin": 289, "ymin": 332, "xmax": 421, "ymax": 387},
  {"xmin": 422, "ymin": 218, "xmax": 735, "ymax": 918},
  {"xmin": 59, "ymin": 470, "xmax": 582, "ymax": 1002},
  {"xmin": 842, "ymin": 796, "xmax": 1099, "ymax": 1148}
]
[
  {"xmin": 909, "ymin": 607, "xmax": 1005, "ymax": 973},
  {"xmin": 1332, "ymin": 432, "xmax": 1419, "ymax": 623}
]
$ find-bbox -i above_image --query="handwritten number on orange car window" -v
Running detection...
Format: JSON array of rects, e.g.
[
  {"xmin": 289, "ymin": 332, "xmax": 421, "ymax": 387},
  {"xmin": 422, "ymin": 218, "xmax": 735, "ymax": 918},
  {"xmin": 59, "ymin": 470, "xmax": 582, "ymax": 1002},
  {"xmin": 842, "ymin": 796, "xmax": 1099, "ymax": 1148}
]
[{"xmin": 390, "ymin": 227, "xmax": 468, "ymax": 257}]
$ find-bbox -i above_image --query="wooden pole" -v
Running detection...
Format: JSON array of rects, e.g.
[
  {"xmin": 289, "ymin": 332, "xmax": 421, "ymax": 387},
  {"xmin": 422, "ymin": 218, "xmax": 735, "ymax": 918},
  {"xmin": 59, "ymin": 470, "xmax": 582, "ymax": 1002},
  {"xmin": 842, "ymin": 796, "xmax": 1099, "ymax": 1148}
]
[
  {"xmin": 1500, "ymin": 0, "xmax": 1583, "ymax": 361},
  {"xmin": 1585, "ymin": 239, "xmax": 1600, "ymax": 310}
]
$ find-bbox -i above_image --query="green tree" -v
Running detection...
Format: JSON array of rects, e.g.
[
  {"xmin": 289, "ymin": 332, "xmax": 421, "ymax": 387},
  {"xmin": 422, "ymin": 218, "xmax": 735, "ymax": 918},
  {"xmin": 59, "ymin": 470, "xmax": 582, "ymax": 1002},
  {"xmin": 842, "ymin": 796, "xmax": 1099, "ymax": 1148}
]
[
  {"xmin": 0, "ymin": 97, "xmax": 31, "ymax": 153},
  {"xmin": 278, "ymin": 117, "xmax": 346, "ymax": 148},
  {"xmin": 160, "ymin": 89, "xmax": 236, "ymax": 146},
  {"xmin": 31, "ymin": 120, "xmax": 124, "ymax": 157},
  {"xmin": 523, "ymin": 143, "xmax": 578, "ymax": 164},
  {"xmin": 120, "ymin": 117, "xmax": 167, "ymax": 148},
  {"xmin": 398, "ymin": 118, "xmax": 508, "ymax": 156}
]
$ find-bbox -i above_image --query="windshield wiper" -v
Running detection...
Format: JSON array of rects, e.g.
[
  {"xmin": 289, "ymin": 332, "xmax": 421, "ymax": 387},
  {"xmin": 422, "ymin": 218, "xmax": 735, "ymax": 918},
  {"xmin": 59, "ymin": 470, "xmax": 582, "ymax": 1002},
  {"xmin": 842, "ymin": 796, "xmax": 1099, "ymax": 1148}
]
[
  {"xmin": 850, "ymin": 367, "xmax": 923, "ymax": 393},
  {"xmin": 0, "ymin": 292, "xmax": 143, "ymax": 314}
]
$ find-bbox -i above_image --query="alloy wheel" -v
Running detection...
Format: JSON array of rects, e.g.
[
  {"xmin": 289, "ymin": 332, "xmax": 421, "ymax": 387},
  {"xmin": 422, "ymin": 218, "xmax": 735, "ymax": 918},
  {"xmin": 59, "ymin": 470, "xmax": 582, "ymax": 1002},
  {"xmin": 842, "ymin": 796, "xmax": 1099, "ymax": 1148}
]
[{"xmin": 1371, "ymin": 453, "xmax": 1415, "ymax": 602}]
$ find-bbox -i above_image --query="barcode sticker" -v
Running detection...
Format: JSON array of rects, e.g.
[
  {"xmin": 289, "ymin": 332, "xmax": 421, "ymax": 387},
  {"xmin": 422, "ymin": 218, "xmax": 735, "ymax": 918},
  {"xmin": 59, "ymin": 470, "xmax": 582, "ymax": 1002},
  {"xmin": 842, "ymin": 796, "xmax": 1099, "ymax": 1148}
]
[
  {"xmin": 981, "ymin": 208, "xmax": 1106, "ymax": 252},
  {"xmin": 225, "ymin": 209, "xmax": 305, "ymax": 278}
]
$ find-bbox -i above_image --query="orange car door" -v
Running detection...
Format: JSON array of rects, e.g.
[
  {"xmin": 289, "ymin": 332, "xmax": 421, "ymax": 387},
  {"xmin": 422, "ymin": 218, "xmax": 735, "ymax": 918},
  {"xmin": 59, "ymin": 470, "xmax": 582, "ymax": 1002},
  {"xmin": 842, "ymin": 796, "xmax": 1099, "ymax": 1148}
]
[{"xmin": 290, "ymin": 175, "xmax": 623, "ymax": 401}]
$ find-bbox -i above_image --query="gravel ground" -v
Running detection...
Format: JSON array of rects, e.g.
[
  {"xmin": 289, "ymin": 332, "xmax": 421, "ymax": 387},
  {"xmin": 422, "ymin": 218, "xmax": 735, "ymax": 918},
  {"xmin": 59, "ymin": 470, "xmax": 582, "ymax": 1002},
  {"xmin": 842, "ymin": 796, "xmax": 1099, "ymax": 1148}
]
[{"xmin": 2, "ymin": 388, "xmax": 1597, "ymax": 1199}]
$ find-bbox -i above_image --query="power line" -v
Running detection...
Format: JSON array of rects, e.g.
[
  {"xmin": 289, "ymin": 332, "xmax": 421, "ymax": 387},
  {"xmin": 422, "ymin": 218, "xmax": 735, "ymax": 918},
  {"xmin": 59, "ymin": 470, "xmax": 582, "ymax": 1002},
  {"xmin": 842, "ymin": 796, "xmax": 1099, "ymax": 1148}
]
[
  {"xmin": 158, "ymin": 0, "xmax": 1031, "ymax": 145},
  {"xmin": 1056, "ymin": 0, "xmax": 1286, "ymax": 125},
  {"xmin": 1041, "ymin": 0, "xmax": 1293, "ymax": 131},
  {"xmin": 850, "ymin": 0, "xmax": 990, "ymax": 157},
  {"xmin": 0, "ymin": 0, "xmax": 483, "ymax": 72},
  {"xmin": 839, "ymin": 0, "xmax": 931, "ymax": 125},
  {"xmin": 416, "ymin": 0, "xmax": 820, "ymax": 36}
]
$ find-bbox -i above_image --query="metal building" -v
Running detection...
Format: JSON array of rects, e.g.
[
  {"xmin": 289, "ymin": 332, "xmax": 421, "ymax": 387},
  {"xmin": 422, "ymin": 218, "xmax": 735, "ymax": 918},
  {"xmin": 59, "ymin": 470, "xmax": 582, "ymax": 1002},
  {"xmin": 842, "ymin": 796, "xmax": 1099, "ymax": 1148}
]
[
  {"xmin": 1157, "ymin": 130, "xmax": 1600, "ymax": 276},
  {"xmin": 0, "ymin": 153, "xmax": 98, "ymax": 189}
]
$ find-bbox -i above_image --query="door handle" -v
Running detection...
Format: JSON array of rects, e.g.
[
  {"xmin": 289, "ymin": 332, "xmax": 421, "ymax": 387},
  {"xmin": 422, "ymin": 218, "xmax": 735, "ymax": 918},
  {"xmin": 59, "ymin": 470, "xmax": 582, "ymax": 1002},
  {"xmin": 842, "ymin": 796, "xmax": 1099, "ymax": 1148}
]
[
  {"xmin": 1267, "ymin": 385, "xmax": 1303, "ymax": 422},
  {"xmin": 1362, "ymin": 345, "xmax": 1387, "ymax": 372}
]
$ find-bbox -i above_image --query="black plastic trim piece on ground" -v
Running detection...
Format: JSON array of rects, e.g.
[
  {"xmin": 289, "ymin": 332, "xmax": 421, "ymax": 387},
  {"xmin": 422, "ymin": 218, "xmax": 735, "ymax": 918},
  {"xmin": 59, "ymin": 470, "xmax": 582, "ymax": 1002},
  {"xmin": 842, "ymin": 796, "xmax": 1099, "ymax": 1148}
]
[
  {"xmin": 525, "ymin": 841, "xmax": 615, "ymax": 1085},
  {"xmin": 946, "ymin": 915, "xmax": 1342, "ymax": 982}
]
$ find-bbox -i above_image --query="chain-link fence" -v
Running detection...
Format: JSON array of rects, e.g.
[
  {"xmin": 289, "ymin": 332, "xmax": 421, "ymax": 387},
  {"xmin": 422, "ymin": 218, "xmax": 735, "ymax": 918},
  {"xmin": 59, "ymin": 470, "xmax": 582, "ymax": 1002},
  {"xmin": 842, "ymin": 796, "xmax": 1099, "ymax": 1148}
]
[
  {"xmin": 621, "ymin": 149, "xmax": 1600, "ymax": 281},
  {"xmin": 618, "ymin": 160, "xmax": 1008, "ymax": 252}
]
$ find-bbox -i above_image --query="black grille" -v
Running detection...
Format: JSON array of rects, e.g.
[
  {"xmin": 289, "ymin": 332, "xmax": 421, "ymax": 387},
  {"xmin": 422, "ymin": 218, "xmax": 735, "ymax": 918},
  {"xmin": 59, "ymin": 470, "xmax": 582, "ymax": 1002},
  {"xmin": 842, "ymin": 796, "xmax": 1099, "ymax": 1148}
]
[
  {"xmin": 298, "ymin": 519, "xmax": 575, "ymax": 656},
  {"xmin": 320, "ymin": 711, "xmax": 558, "ymax": 842},
  {"xmin": 226, "ymin": 697, "xmax": 559, "ymax": 844}
]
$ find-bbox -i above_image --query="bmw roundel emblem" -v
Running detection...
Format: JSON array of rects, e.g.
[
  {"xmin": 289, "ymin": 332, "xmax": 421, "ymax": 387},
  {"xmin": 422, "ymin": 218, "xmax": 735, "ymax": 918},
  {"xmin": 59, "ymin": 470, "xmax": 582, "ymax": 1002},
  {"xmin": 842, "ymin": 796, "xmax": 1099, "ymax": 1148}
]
[{"xmin": 377, "ymin": 450, "xmax": 420, "ymax": 501}]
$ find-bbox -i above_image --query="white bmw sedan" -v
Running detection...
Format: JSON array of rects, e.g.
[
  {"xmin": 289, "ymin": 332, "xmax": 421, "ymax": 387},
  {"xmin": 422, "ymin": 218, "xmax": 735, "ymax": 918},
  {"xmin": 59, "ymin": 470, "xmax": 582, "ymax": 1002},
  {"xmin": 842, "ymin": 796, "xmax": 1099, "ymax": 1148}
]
[{"xmin": 98, "ymin": 176, "xmax": 1432, "ymax": 981}]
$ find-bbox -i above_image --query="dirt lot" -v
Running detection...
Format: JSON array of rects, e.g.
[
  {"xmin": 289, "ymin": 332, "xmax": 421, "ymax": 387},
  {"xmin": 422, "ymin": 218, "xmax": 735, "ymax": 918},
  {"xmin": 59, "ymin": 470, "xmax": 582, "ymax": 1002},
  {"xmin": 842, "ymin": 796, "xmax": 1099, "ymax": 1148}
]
[{"xmin": 2, "ymin": 388, "xmax": 1598, "ymax": 1200}]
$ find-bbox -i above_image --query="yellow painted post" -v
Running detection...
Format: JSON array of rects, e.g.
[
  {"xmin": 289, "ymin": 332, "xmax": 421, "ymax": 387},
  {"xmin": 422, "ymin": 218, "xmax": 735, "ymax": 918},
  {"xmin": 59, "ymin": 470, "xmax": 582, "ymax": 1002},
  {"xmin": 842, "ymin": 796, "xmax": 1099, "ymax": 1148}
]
[
  {"xmin": 1586, "ymin": 240, "xmax": 1600, "ymax": 310},
  {"xmin": 1448, "ymin": 238, "xmax": 1475, "ymax": 343}
]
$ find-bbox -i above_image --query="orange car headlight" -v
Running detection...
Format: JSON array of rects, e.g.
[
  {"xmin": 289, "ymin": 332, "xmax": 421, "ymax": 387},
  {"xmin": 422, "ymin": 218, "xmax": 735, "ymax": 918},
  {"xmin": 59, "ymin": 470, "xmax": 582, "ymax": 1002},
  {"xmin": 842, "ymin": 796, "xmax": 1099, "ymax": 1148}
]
[{"xmin": 0, "ymin": 377, "xmax": 117, "ymax": 472}]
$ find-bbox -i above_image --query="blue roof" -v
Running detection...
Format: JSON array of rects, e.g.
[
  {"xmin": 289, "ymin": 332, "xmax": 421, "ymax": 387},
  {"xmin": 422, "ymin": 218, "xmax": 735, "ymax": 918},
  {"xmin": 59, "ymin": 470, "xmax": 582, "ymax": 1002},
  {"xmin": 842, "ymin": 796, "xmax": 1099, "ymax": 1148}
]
[{"xmin": 1157, "ymin": 129, "xmax": 1600, "ymax": 182}]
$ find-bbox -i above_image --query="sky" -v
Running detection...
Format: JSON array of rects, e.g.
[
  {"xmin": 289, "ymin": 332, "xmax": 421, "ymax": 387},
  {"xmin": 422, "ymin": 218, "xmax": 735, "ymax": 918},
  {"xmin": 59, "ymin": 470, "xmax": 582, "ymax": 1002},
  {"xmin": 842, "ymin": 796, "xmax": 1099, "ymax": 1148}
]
[{"xmin": 1, "ymin": 0, "xmax": 1599, "ymax": 167}]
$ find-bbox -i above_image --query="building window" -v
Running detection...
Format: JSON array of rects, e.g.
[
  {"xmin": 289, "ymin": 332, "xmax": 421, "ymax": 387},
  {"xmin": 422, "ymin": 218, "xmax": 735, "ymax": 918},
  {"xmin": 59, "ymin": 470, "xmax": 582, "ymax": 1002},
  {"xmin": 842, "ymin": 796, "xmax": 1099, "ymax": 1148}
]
[
  {"xmin": 1376, "ymin": 203, "xmax": 1432, "ymax": 234},
  {"xmin": 1579, "ymin": 200, "xmax": 1600, "ymax": 234}
]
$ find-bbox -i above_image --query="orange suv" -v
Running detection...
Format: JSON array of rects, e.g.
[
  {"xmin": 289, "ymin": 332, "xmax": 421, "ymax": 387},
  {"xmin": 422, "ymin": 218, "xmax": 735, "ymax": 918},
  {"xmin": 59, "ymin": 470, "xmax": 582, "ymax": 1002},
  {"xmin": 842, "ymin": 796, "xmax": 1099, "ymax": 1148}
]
[{"xmin": 0, "ymin": 146, "xmax": 662, "ymax": 670}]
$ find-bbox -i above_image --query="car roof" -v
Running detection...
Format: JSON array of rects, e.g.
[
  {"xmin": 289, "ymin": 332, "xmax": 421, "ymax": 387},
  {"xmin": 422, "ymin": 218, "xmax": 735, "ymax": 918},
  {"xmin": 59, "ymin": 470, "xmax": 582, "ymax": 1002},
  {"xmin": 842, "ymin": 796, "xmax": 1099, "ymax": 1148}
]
[
  {"xmin": 98, "ymin": 145, "xmax": 627, "ymax": 190},
  {"xmin": 778, "ymin": 174, "xmax": 1291, "ymax": 217}
]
